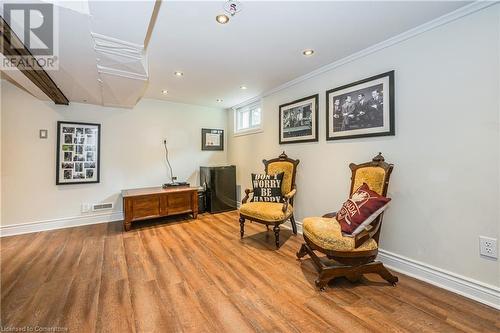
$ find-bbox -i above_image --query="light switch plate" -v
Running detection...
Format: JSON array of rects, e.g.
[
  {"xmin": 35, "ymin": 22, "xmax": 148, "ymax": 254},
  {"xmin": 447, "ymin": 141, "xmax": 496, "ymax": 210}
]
[{"xmin": 39, "ymin": 129, "xmax": 48, "ymax": 139}]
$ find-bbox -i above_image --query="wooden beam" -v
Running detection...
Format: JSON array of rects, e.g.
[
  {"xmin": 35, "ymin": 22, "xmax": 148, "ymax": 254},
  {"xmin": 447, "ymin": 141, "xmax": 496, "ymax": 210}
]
[{"xmin": 0, "ymin": 16, "xmax": 69, "ymax": 105}]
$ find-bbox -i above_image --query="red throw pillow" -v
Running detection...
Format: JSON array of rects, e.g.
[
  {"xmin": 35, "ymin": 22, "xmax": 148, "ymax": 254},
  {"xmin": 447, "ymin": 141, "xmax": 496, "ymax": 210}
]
[{"xmin": 336, "ymin": 183, "xmax": 391, "ymax": 235}]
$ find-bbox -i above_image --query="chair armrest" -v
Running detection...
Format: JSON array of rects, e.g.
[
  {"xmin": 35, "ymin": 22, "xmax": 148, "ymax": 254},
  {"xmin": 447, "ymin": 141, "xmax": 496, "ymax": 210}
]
[
  {"xmin": 354, "ymin": 218, "xmax": 382, "ymax": 248},
  {"xmin": 242, "ymin": 188, "xmax": 253, "ymax": 204},
  {"xmin": 322, "ymin": 212, "xmax": 337, "ymax": 218},
  {"xmin": 284, "ymin": 188, "xmax": 296, "ymax": 199},
  {"xmin": 281, "ymin": 189, "xmax": 297, "ymax": 212}
]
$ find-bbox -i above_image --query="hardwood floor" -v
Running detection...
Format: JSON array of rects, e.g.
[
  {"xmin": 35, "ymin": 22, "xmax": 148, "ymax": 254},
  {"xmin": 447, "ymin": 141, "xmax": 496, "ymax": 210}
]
[{"xmin": 1, "ymin": 211, "xmax": 499, "ymax": 332}]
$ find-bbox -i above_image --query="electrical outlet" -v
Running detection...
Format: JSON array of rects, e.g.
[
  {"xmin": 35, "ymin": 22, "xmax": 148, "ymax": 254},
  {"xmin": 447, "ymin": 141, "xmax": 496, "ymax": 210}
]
[
  {"xmin": 81, "ymin": 203, "xmax": 91, "ymax": 213},
  {"xmin": 479, "ymin": 236, "xmax": 497, "ymax": 259}
]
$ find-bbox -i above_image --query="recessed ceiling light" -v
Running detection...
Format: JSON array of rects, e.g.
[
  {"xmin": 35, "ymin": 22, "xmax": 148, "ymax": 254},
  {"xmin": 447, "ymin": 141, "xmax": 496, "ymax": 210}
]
[
  {"xmin": 174, "ymin": 71, "xmax": 184, "ymax": 77},
  {"xmin": 216, "ymin": 14, "xmax": 229, "ymax": 24},
  {"xmin": 216, "ymin": 98, "xmax": 223, "ymax": 102},
  {"xmin": 162, "ymin": 90, "xmax": 168, "ymax": 95},
  {"xmin": 302, "ymin": 49, "xmax": 315, "ymax": 56},
  {"xmin": 240, "ymin": 85, "xmax": 247, "ymax": 90}
]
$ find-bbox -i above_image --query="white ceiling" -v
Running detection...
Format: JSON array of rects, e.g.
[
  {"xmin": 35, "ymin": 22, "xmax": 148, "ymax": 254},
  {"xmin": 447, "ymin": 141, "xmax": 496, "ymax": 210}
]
[
  {"xmin": 2, "ymin": 1, "xmax": 471, "ymax": 108},
  {"xmin": 144, "ymin": 1, "xmax": 470, "ymax": 108}
]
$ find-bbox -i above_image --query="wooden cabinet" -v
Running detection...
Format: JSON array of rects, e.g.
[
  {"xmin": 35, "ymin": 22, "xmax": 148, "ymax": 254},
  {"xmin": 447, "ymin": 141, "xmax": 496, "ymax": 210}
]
[{"xmin": 122, "ymin": 186, "xmax": 198, "ymax": 231}]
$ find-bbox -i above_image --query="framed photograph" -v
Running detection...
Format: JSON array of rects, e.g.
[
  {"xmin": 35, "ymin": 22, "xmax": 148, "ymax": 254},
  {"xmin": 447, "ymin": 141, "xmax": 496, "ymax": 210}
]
[
  {"xmin": 326, "ymin": 71, "xmax": 394, "ymax": 141},
  {"xmin": 279, "ymin": 94, "xmax": 318, "ymax": 144},
  {"xmin": 56, "ymin": 121, "xmax": 100, "ymax": 185},
  {"xmin": 201, "ymin": 128, "xmax": 224, "ymax": 151}
]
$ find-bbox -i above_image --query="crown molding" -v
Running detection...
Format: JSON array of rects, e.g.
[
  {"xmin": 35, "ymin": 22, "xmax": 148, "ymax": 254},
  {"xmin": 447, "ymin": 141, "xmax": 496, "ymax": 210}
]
[
  {"xmin": 97, "ymin": 65, "xmax": 149, "ymax": 81},
  {"xmin": 230, "ymin": 1, "xmax": 497, "ymax": 109},
  {"xmin": 91, "ymin": 32, "xmax": 145, "ymax": 52}
]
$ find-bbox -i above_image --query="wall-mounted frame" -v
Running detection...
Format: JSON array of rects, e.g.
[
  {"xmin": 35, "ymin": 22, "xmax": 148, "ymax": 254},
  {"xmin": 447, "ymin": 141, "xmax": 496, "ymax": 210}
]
[
  {"xmin": 326, "ymin": 71, "xmax": 395, "ymax": 141},
  {"xmin": 279, "ymin": 94, "xmax": 319, "ymax": 144},
  {"xmin": 202, "ymin": 128, "xmax": 224, "ymax": 151},
  {"xmin": 56, "ymin": 121, "xmax": 101, "ymax": 185}
]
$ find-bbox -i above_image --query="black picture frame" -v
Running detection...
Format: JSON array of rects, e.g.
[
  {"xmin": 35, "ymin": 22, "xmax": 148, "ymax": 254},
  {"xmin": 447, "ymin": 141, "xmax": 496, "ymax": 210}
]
[
  {"xmin": 56, "ymin": 121, "xmax": 101, "ymax": 185},
  {"xmin": 201, "ymin": 128, "xmax": 224, "ymax": 151},
  {"xmin": 326, "ymin": 70, "xmax": 395, "ymax": 141},
  {"xmin": 279, "ymin": 94, "xmax": 319, "ymax": 144}
]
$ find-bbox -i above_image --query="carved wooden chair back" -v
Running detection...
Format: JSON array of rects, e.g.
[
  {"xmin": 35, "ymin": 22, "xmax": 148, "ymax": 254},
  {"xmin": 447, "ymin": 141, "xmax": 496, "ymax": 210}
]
[
  {"xmin": 263, "ymin": 152, "xmax": 300, "ymax": 205},
  {"xmin": 348, "ymin": 152, "xmax": 394, "ymax": 243}
]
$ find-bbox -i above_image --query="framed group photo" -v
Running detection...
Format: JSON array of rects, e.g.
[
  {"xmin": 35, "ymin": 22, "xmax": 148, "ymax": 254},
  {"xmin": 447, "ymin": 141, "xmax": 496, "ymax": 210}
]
[
  {"xmin": 279, "ymin": 94, "xmax": 318, "ymax": 144},
  {"xmin": 56, "ymin": 121, "xmax": 101, "ymax": 185},
  {"xmin": 326, "ymin": 71, "xmax": 395, "ymax": 141}
]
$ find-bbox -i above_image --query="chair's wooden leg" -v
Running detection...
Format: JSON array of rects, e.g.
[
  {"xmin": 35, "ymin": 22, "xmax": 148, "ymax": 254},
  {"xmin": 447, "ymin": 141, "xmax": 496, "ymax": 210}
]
[
  {"xmin": 290, "ymin": 215, "xmax": 298, "ymax": 235},
  {"xmin": 315, "ymin": 278, "xmax": 328, "ymax": 291},
  {"xmin": 346, "ymin": 273, "xmax": 361, "ymax": 283},
  {"xmin": 273, "ymin": 225, "xmax": 280, "ymax": 249},
  {"xmin": 372, "ymin": 262, "xmax": 399, "ymax": 286},
  {"xmin": 239, "ymin": 217, "xmax": 245, "ymax": 239},
  {"xmin": 296, "ymin": 243, "xmax": 308, "ymax": 259}
]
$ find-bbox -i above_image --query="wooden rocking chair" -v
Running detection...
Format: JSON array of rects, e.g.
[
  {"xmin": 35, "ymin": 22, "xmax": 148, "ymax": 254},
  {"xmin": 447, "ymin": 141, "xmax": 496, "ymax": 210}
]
[{"xmin": 296, "ymin": 153, "xmax": 398, "ymax": 290}]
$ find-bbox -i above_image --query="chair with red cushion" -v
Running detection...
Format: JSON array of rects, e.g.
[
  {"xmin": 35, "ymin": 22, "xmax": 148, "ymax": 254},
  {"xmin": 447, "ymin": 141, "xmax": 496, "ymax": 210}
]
[{"xmin": 296, "ymin": 153, "xmax": 398, "ymax": 290}]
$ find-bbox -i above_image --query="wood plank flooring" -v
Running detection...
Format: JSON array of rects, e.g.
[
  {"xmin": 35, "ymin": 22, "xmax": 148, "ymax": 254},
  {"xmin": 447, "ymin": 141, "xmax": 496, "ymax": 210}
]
[{"xmin": 1, "ymin": 211, "xmax": 499, "ymax": 332}]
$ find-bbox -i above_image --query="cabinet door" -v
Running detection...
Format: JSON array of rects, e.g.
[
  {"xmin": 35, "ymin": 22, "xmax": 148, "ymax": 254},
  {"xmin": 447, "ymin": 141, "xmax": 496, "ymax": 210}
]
[
  {"xmin": 167, "ymin": 192, "xmax": 192, "ymax": 215},
  {"xmin": 131, "ymin": 195, "xmax": 160, "ymax": 220},
  {"xmin": 160, "ymin": 194, "xmax": 169, "ymax": 216}
]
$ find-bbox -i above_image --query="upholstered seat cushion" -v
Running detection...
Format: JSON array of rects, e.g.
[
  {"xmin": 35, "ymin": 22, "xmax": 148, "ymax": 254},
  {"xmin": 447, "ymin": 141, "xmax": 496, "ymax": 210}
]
[
  {"xmin": 240, "ymin": 202, "xmax": 293, "ymax": 221},
  {"xmin": 303, "ymin": 217, "xmax": 378, "ymax": 252}
]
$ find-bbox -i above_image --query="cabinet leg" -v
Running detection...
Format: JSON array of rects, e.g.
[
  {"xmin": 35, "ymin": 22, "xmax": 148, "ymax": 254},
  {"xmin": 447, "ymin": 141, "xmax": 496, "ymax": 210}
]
[{"xmin": 124, "ymin": 222, "xmax": 131, "ymax": 231}]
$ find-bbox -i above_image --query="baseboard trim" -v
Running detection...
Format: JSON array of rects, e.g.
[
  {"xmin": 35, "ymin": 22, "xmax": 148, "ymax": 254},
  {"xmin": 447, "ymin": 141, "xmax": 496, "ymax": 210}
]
[
  {"xmin": 0, "ymin": 211, "xmax": 124, "ymax": 237},
  {"xmin": 290, "ymin": 218, "xmax": 499, "ymax": 310},
  {"xmin": 378, "ymin": 249, "xmax": 500, "ymax": 310}
]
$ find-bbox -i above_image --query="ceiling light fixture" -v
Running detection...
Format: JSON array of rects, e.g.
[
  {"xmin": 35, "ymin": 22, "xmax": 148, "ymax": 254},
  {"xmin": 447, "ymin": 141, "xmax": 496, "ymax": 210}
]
[
  {"xmin": 162, "ymin": 90, "xmax": 168, "ymax": 95},
  {"xmin": 240, "ymin": 85, "xmax": 247, "ymax": 90},
  {"xmin": 216, "ymin": 98, "xmax": 223, "ymax": 102},
  {"xmin": 302, "ymin": 49, "xmax": 315, "ymax": 56},
  {"xmin": 174, "ymin": 71, "xmax": 183, "ymax": 77},
  {"xmin": 216, "ymin": 14, "xmax": 229, "ymax": 24},
  {"xmin": 216, "ymin": 1, "xmax": 242, "ymax": 24}
]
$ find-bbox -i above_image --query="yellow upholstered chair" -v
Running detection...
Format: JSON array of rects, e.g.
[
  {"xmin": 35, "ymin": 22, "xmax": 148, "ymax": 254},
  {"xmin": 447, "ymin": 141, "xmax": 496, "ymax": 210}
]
[
  {"xmin": 239, "ymin": 152, "xmax": 299, "ymax": 248},
  {"xmin": 297, "ymin": 153, "xmax": 398, "ymax": 290}
]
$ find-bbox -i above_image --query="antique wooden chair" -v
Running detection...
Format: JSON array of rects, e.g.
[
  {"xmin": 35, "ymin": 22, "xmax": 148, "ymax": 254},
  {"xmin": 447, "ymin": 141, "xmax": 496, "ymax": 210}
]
[
  {"xmin": 239, "ymin": 152, "xmax": 300, "ymax": 248},
  {"xmin": 296, "ymin": 153, "xmax": 398, "ymax": 290}
]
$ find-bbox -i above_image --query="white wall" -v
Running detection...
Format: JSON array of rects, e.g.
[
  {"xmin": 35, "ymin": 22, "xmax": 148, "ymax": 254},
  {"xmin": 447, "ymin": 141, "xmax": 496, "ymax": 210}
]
[
  {"xmin": 228, "ymin": 6, "xmax": 500, "ymax": 287},
  {"xmin": 1, "ymin": 81, "xmax": 227, "ymax": 226}
]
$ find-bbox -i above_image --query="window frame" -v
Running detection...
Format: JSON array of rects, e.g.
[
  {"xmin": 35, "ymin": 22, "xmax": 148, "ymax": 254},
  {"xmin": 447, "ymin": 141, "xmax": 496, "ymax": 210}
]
[{"xmin": 233, "ymin": 100, "xmax": 263, "ymax": 136}]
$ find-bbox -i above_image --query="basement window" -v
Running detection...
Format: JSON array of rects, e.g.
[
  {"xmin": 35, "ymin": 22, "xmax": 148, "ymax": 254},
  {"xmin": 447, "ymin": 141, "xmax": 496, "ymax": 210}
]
[{"xmin": 234, "ymin": 100, "xmax": 262, "ymax": 136}]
